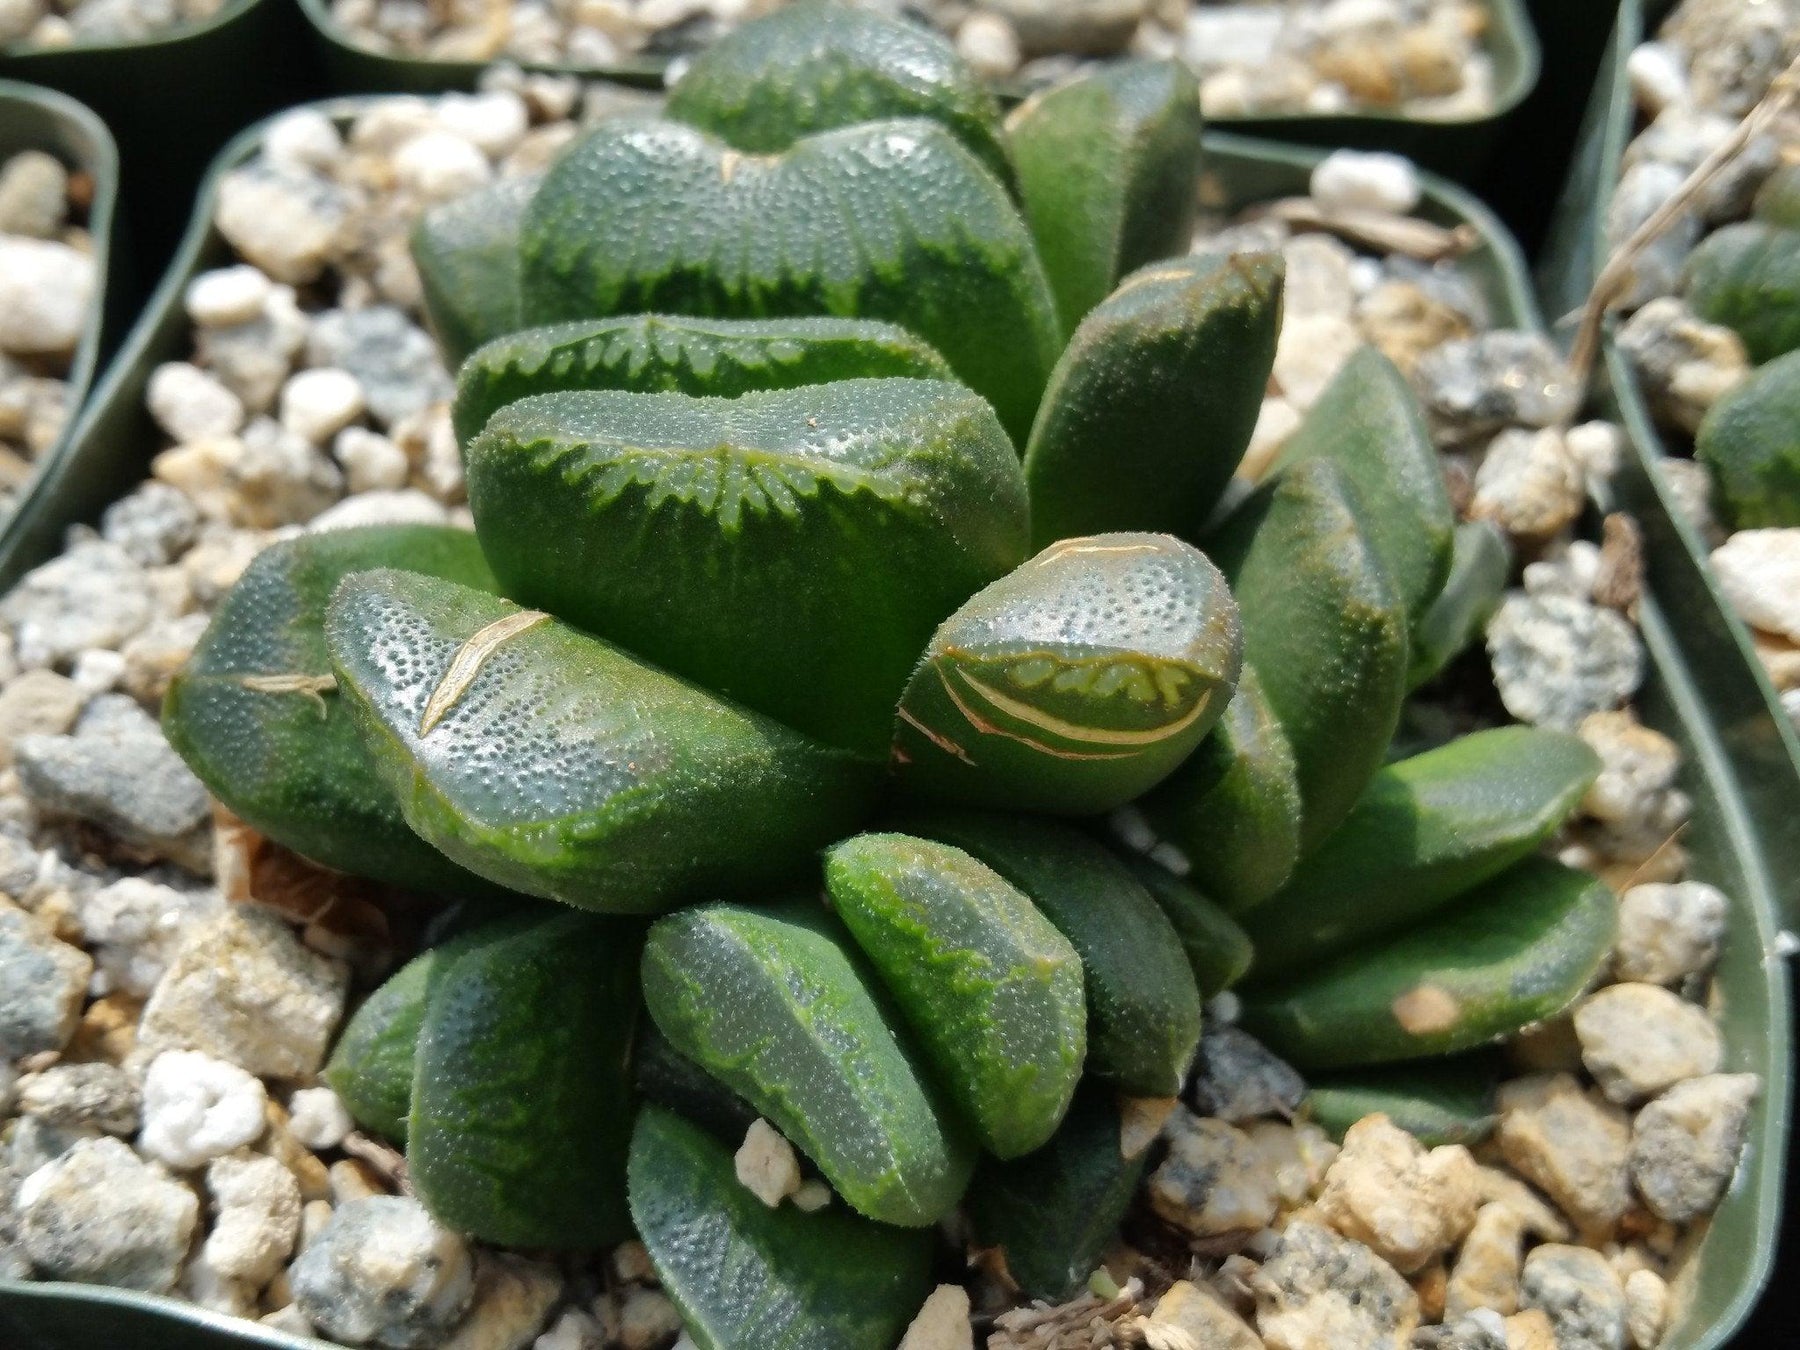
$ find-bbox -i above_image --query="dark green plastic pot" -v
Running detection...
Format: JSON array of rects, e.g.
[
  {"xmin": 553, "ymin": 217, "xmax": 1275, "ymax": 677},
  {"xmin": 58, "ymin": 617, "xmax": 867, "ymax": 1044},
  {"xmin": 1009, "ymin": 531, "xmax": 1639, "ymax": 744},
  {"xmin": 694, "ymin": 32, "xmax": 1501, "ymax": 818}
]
[
  {"xmin": 0, "ymin": 103, "xmax": 1788, "ymax": 1350},
  {"xmin": 0, "ymin": 0, "xmax": 324, "ymax": 267},
  {"xmin": 0, "ymin": 79, "xmax": 122, "ymax": 556},
  {"xmin": 293, "ymin": 0, "xmax": 1537, "ymax": 182}
]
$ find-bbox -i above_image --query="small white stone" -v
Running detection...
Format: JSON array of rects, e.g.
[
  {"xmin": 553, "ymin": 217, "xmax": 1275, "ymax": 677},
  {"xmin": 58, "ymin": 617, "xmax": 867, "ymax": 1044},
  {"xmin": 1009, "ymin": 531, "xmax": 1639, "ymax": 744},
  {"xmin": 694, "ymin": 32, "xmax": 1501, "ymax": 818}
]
[
  {"xmin": 1486, "ymin": 593, "xmax": 1644, "ymax": 731},
  {"xmin": 16, "ymin": 1136, "xmax": 199, "ymax": 1293},
  {"xmin": 1574, "ymin": 983, "xmax": 1722, "ymax": 1105},
  {"xmin": 395, "ymin": 129, "xmax": 494, "ymax": 203},
  {"xmin": 333, "ymin": 425, "xmax": 411, "ymax": 493},
  {"xmin": 215, "ymin": 165, "xmax": 355, "ymax": 286},
  {"xmin": 1627, "ymin": 41, "xmax": 1688, "ymax": 117},
  {"xmin": 1566, "ymin": 419, "xmax": 1625, "ymax": 491},
  {"xmin": 1471, "ymin": 427, "xmax": 1583, "ymax": 540},
  {"xmin": 1711, "ymin": 530, "xmax": 1800, "ymax": 644},
  {"xmin": 287, "ymin": 1086, "xmax": 354, "ymax": 1150},
  {"xmin": 147, "ymin": 361, "xmax": 245, "ymax": 442},
  {"xmin": 138, "ymin": 1049, "xmax": 269, "ymax": 1169},
  {"xmin": 1523, "ymin": 540, "xmax": 1602, "ymax": 601},
  {"xmin": 291, "ymin": 1196, "xmax": 475, "ymax": 1349},
  {"xmin": 791, "ymin": 1178, "xmax": 833, "ymax": 1212},
  {"xmin": 1577, "ymin": 709, "xmax": 1680, "ymax": 826},
  {"xmin": 1615, "ymin": 882, "xmax": 1728, "ymax": 986},
  {"xmin": 536, "ymin": 1308, "xmax": 606, "ymax": 1350},
  {"xmin": 305, "ymin": 487, "xmax": 450, "ymax": 532},
  {"xmin": 956, "ymin": 11, "xmax": 1021, "ymax": 79},
  {"xmin": 204, "ymin": 1151, "xmax": 302, "ymax": 1285},
  {"xmin": 184, "ymin": 265, "xmax": 274, "ymax": 329},
  {"xmin": 899, "ymin": 1284, "xmax": 973, "ymax": 1350},
  {"xmin": 434, "ymin": 91, "xmax": 531, "ymax": 159},
  {"xmin": 734, "ymin": 1117, "xmax": 802, "ymax": 1207},
  {"xmin": 0, "ymin": 238, "xmax": 95, "ymax": 356},
  {"xmin": 1271, "ymin": 314, "xmax": 1363, "ymax": 410},
  {"xmin": 1281, "ymin": 232, "xmax": 1358, "ymax": 320},
  {"xmin": 1625, "ymin": 1268, "xmax": 1668, "ymax": 1350},
  {"xmin": 279, "ymin": 367, "xmax": 366, "ymax": 445},
  {"xmin": 262, "ymin": 109, "xmax": 344, "ymax": 174},
  {"xmin": 1252, "ymin": 1219, "xmax": 1420, "ymax": 1349},
  {"xmin": 1310, "ymin": 150, "xmax": 1421, "ymax": 216}
]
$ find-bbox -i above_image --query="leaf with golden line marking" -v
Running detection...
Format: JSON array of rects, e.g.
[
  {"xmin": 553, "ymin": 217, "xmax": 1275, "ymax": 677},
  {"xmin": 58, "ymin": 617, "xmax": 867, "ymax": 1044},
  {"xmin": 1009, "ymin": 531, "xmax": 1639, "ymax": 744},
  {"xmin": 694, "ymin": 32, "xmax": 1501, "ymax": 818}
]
[{"xmin": 893, "ymin": 532, "xmax": 1240, "ymax": 814}]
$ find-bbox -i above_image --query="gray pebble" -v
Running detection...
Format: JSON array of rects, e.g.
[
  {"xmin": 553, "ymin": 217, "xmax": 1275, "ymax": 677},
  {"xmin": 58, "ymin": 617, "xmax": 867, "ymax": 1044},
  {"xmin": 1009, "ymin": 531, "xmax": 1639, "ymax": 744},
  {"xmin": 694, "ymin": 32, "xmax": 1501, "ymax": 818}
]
[
  {"xmin": 0, "ymin": 898, "xmax": 92, "ymax": 1060},
  {"xmin": 100, "ymin": 481, "xmax": 203, "ymax": 567},
  {"xmin": 15, "ymin": 1136, "xmax": 199, "ymax": 1294},
  {"xmin": 1411, "ymin": 331, "xmax": 1580, "ymax": 446},
  {"xmin": 1190, "ymin": 1024, "xmax": 1306, "ymax": 1123},
  {"xmin": 1630, "ymin": 1073, "xmax": 1760, "ymax": 1224},
  {"xmin": 1485, "ymin": 593, "xmax": 1645, "ymax": 731},
  {"xmin": 291, "ymin": 1196, "xmax": 476, "ymax": 1349},
  {"xmin": 1519, "ymin": 1244, "xmax": 1627, "ymax": 1350},
  {"xmin": 306, "ymin": 305, "xmax": 452, "ymax": 428},
  {"xmin": 16, "ymin": 1061, "xmax": 142, "ymax": 1135}
]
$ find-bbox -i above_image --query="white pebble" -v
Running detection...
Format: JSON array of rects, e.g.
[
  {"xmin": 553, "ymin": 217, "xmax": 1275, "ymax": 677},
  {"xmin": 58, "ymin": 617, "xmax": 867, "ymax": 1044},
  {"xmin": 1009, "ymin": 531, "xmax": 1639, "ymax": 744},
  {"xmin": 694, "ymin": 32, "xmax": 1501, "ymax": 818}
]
[
  {"xmin": 138, "ymin": 1049, "xmax": 268, "ymax": 1170},
  {"xmin": 956, "ymin": 11, "xmax": 1021, "ymax": 79},
  {"xmin": 204, "ymin": 1151, "xmax": 302, "ymax": 1285},
  {"xmin": 70, "ymin": 647, "xmax": 128, "ymax": 699},
  {"xmin": 1711, "ymin": 529, "xmax": 1800, "ymax": 644},
  {"xmin": 262, "ymin": 109, "xmax": 344, "ymax": 174},
  {"xmin": 280, "ymin": 367, "xmax": 366, "ymax": 445},
  {"xmin": 395, "ymin": 130, "xmax": 493, "ymax": 203},
  {"xmin": 333, "ymin": 425, "xmax": 410, "ymax": 493},
  {"xmin": 1627, "ymin": 41, "xmax": 1689, "ymax": 117},
  {"xmin": 147, "ymin": 361, "xmax": 245, "ymax": 442},
  {"xmin": 184, "ymin": 265, "xmax": 273, "ymax": 328},
  {"xmin": 899, "ymin": 1284, "xmax": 973, "ymax": 1350},
  {"xmin": 734, "ymin": 1118, "xmax": 802, "ymax": 1207},
  {"xmin": 288, "ymin": 1086, "xmax": 354, "ymax": 1150},
  {"xmin": 434, "ymin": 91, "xmax": 530, "ymax": 160},
  {"xmin": 1309, "ymin": 150, "xmax": 1421, "ymax": 216},
  {"xmin": 0, "ymin": 238, "xmax": 95, "ymax": 356}
]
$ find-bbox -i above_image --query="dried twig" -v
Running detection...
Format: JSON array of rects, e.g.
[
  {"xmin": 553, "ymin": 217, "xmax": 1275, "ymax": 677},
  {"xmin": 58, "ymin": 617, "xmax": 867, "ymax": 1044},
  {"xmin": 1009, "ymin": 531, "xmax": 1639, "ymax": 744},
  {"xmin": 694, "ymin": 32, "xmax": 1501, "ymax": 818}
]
[
  {"xmin": 342, "ymin": 1131, "xmax": 412, "ymax": 1196},
  {"xmin": 1569, "ymin": 54, "xmax": 1800, "ymax": 387},
  {"xmin": 1252, "ymin": 198, "xmax": 1479, "ymax": 261}
]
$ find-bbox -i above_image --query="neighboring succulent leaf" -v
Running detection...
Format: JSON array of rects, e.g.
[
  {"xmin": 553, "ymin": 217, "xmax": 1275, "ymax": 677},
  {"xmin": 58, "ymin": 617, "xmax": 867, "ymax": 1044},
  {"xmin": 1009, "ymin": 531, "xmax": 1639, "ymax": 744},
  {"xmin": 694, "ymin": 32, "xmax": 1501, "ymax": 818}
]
[
  {"xmin": 325, "ymin": 570, "xmax": 878, "ymax": 912},
  {"xmin": 1753, "ymin": 163, "xmax": 1800, "ymax": 228},
  {"xmin": 665, "ymin": 1, "xmax": 1014, "ymax": 190},
  {"xmin": 409, "ymin": 910, "xmax": 641, "ymax": 1247},
  {"xmin": 468, "ymin": 380, "xmax": 1028, "ymax": 756},
  {"xmin": 1407, "ymin": 520, "xmax": 1512, "ymax": 689},
  {"xmin": 629, "ymin": 1105, "xmax": 935, "ymax": 1350},
  {"xmin": 1006, "ymin": 59, "xmax": 1204, "ymax": 333},
  {"xmin": 1306, "ymin": 1056, "xmax": 1499, "ymax": 1148},
  {"xmin": 641, "ymin": 900, "xmax": 976, "ymax": 1228},
  {"xmin": 634, "ymin": 1021, "xmax": 759, "ymax": 1146},
  {"xmin": 1122, "ymin": 855, "xmax": 1254, "ymax": 998},
  {"xmin": 963, "ymin": 1088, "xmax": 1146, "ymax": 1303},
  {"xmin": 1240, "ymin": 858, "xmax": 1618, "ymax": 1069},
  {"xmin": 412, "ymin": 175, "xmax": 537, "ymax": 366},
  {"xmin": 162, "ymin": 525, "xmax": 499, "ymax": 895},
  {"xmin": 1244, "ymin": 727, "xmax": 1601, "ymax": 982},
  {"xmin": 518, "ymin": 117, "xmax": 1061, "ymax": 443},
  {"xmin": 1269, "ymin": 346, "xmax": 1454, "ymax": 626},
  {"xmin": 897, "ymin": 810, "xmax": 1201, "ymax": 1097},
  {"xmin": 893, "ymin": 533, "xmax": 1240, "ymax": 813},
  {"xmin": 452, "ymin": 313, "xmax": 954, "ymax": 447},
  {"xmin": 1022, "ymin": 251, "xmax": 1283, "ymax": 546},
  {"xmin": 324, "ymin": 911, "xmax": 544, "ymax": 1144},
  {"xmin": 823, "ymin": 832, "xmax": 1086, "ymax": 1158},
  {"xmin": 1696, "ymin": 346, "xmax": 1800, "ymax": 530},
  {"xmin": 1682, "ymin": 220, "xmax": 1800, "ymax": 365},
  {"xmin": 1206, "ymin": 457, "xmax": 1410, "ymax": 854},
  {"xmin": 1138, "ymin": 667, "xmax": 1303, "ymax": 913}
]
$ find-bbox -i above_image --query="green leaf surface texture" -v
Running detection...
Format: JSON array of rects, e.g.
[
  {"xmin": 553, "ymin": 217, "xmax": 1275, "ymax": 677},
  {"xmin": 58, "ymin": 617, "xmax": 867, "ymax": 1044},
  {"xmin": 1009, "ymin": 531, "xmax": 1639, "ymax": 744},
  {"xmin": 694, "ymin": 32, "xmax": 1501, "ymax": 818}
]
[
  {"xmin": 412, "ymin": 174, "xmax": 538, "ymax": 366},
  {"xmin": 1695, "ymin": 345, "xmax": 1800, "ymax": 530},
  {"xmin": 1122, "ymin": 854, "xmax": 1255, "ymax": 997},
  {"xmin": 1682, "ymin": 220, "xmax": 1800, "ymax": 365}
]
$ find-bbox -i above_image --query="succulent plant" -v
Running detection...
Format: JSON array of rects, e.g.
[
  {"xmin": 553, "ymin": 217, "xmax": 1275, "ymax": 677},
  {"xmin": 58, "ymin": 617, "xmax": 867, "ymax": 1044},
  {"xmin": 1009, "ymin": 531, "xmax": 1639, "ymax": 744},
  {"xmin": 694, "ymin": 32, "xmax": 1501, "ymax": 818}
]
[{"xmin": 166, "ymin": 9, "xmax": 1620, "ymax": 1342}]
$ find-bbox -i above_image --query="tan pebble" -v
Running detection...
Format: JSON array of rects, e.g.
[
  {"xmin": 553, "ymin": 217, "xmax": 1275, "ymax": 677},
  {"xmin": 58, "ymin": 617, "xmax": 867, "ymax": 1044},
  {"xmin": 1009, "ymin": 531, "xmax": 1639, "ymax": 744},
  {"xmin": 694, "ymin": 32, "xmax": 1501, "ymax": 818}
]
[
  {"xmin": 65, "ymin": 993, "xmax": 141, "ymax": 1064},
  {"xmin": 618, "ymin": 1287, "xmax": 682, "ymax": 1350},
  {"xmin": 328, "ymin": 1158, "xmax": 386, "ymax": 1204},
  {"xmin": 298, "ymin": 1199, "xmax": 334, "ymax": 1250},
  {"xmin": 1399, "ymin": 25, "xmax": 1465, "ymax": 96},
  {"xmin": 1446, "ymin": 1203, "xmax": 1525, "ymax": 1318},
  {"xmin": 611, "ymin": 1239, "xmax": 656, "ymax": 1284},
  {"xmin": 1625, "ymin": 1268, "xmax": 1668, "ymax": 1349},
  {"xmin": 734, "ymin": 1118, "xmax": 802, "ymax": 1208},
  {"xmin": 1120, "ymin": 1096, "xmax": 1178, "ymax": 1160},
  {"xmin": 1150, "ymin": 1110, "xmax": 1279, "ymax": 1239},
  {"xmin": 1412, "ymin": 1260, "xmax": 1448, "ymax": 1322},
  {"xmin": 1495, "ymin": 1073, "xmax": 1632, "ymax": 1238},
  {"xmin": 1315, "ymin": 1115, "xmax": 1481, "ymax": 1272},
  {"xmin": 1146, "ymin": 1279, "xmax": 1263, "ymax": 1349},
  {"xmin": 898, "ymin": 1284, "xmax": 973, "ymax": 1350},
  {"xmin": 1573, "ymin": 983, "xmax": 1722, "ymax": 1105},
  {"xmin": 1503, "ymin": 1308, "xmax": 1557, "ymax": 1350},
  {"xmin": 258, "ymin": 1100, "xmax": 332, "ymax": 1202}
]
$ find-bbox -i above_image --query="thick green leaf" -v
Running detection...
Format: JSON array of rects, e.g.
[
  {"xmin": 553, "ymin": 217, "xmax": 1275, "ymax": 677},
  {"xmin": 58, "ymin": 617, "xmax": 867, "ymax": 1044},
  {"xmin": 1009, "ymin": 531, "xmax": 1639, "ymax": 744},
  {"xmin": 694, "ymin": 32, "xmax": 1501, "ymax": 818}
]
[
  {"xmin": 1753, "ymin": 163, "xmax": 1800, "ymax": 227},
  {"xmin": 1408, "ymin": 519, "xmax": 1512, "ymax": 689},
  {"xmin": 897, "ymin": 810, "xmax": 1201, "ymax": 1097},
  {"xmin": 412, "ymin": 174, "xmax": 536, "ymax": 366},
  {"xmin": 1123, "ymin": 855, "xmax": 1254, "ymax": 998},
  {"xmin": 1007, "ymin": 60, "xmax": 1203, "ymax": 333},
  {"xmin": 1241, "ymin": 858, "xmax": 1618, "ymax": 1069},
  {"xmin": 629, "ymin": 1105, "xmax": 935, "ymax": 1350},
  {"xmin": 1682, "ymin": 220, "xmax": 1800, "ymax": 365},
  {"xmin": 1270, "ymin": 346, "xmax": 1455, "ymax": 626},
  {"xmin": 1245, "ymin": 727, "xmax": 1601, "ymax": 982},
  {"xmin": 1022, "ymin": 251, "xmax": 1282, "ymax": 547},
  {"xmin": 892, "ymin": 532, "xmax": 1239, "ymax": 813},
  {"xmin": 1206, "ymin": 457, "xmax": 1410, "ymax": 854},
  {"xmin": 468, "ymin": 379, "xmax": 1027, "ymax": 756},
  {"xmin": 1696, "ymin": 346, "xmax": 1800, "ymax": 530},
  {"xmin": 641, "ymin": 900, "xmax": 975, "ymax": 1228},
  {"xmin": 324, "ymin": 911, "xmax": 544, "ymax": 1144},
  {"xmin": 1138, "ymin": 666, "xmax": 1303, "ymax": 913},
  {"xmin": 1306, "ymin": 1056, "xmax": 1499, "ymax": 1148},
  {"xmin": 823, "ymin": 832, "xmax": 1086, "ymax": 1158},
  {"xmin": 325, "ymin": 570, "xmax": 877, "ymax": 912},
  {"xmin": 665, "ymin": 1, "xmax": 1014, "ymax": 190},
  {"xmin": 452, "ymin": 313, "xmax": 953, "ymax": 447},
  {"xmin": 634, "ymin": 1020, "xmax": 759, "ymax": 1146},
  {"xmin": 519, "ymin": 117, "xmax": 1060, "ymax": 444},
  {"xmin": 409, "ymin": 910, "xmax": 641, "ymax": 1247},
  {"xmin": 964, "ymin": 1088, "xmax": 1146, "ymax": 1302},
  {"xmin": 162, "ymin": 526, "xmax": 498, "ymax": 895}
]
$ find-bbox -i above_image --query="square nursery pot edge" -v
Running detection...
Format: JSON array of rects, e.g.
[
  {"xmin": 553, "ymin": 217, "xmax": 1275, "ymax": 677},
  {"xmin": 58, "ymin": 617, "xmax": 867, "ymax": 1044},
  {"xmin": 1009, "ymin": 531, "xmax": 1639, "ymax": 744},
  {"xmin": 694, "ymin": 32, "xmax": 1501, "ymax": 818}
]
[
  {"xmin": 292, "ymin": 0, "xmax": 1538, "ymax": 185},
  {"xmin": 0, "ymin": 100, "xmax": 1789, "ymax": 1350},
  {"xmin": 0, "ymin": 78, "xmax": 124, "ymax": 577}
]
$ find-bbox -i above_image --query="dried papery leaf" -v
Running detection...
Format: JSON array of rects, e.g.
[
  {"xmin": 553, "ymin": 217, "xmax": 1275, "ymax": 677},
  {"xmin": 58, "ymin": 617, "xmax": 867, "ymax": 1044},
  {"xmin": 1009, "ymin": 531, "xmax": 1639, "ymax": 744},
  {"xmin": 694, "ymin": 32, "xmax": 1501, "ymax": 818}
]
[
  {"xmin": 418, "ymin": 609, "xmax": 550, "ymax": 736},
  {"xmin": 1257, "ymin": 199, "xmax": 1478, "ymax": 261},
  {"xmin": 233, "ymin": 673, "xmax": 337, "ymax": 717}
]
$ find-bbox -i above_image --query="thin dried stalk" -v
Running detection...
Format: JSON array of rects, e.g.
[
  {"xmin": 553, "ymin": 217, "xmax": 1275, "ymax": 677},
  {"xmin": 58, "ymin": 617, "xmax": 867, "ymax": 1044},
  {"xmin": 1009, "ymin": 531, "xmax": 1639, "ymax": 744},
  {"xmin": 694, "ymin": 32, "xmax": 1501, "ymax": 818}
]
[
  {"xmin": 418, "ymin": 609, "xmax": 549, "ymax": 735},
  {"xmin": 235, "ymin": 673, "xmax": 337, "ymax": 716},
  {"xmin": 1255, "ymin": 198, "xmax": 1479, "ymax": 261}
]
